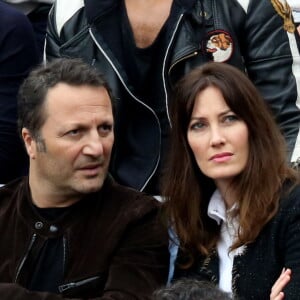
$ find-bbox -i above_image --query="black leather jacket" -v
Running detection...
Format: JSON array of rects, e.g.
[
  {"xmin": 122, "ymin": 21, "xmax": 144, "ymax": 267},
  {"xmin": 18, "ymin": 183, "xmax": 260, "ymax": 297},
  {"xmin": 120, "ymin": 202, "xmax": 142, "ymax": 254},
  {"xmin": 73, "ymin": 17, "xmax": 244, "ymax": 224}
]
[{"xmin": 46, "ymin": 0, "xmax": 300, "ymax": 192}]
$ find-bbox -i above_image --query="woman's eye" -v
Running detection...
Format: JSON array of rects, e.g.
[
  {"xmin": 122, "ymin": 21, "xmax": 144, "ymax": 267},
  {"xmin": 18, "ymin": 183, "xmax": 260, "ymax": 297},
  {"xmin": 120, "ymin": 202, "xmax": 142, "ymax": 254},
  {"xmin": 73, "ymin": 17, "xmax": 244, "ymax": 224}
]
[
  {"xmin": 190, "ymin": 122, "xmax": 205, "ymax": 130},
  {"xmin": 224, "ymin": 115, "xmax": 238, "ymax": 123}
]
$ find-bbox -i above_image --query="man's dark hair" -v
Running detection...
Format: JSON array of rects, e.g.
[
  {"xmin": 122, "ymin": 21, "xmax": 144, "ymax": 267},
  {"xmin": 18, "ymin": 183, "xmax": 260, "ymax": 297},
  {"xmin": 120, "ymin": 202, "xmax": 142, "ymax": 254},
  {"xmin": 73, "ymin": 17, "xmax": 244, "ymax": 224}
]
[
  {"xmin": 153, "ymin": 279, "xmax": 231, "ymax": 300},
  {"xmin": 18, "ymin": 58, "xmax": 114, "ymax": 138}
]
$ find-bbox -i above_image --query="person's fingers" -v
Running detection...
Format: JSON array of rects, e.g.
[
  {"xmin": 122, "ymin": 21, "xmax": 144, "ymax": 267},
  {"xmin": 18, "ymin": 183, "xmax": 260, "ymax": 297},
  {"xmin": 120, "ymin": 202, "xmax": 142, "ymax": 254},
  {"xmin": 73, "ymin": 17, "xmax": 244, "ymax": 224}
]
[
  {"xmin": 272, "ymin": 291, "xmax": 285, "ymax": 300},
  {"xmin": 270, "ymin": 268, "xmax": 291, "ymax": 300}
]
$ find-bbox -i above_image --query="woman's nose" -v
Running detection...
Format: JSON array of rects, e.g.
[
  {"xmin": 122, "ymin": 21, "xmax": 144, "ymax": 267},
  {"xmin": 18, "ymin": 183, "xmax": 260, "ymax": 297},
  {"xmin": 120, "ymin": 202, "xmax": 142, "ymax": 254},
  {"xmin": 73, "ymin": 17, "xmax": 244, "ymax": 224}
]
[{"xmin": 210, "ymin": 126, "xmax": 226, "ymax": 147}]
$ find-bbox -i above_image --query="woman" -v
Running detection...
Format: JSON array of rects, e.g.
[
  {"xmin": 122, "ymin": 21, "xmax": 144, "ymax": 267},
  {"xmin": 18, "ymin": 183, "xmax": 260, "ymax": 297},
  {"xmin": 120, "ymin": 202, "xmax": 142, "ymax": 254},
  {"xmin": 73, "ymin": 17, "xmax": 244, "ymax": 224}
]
[{"xmin": 162, "ymin": 62, "xmax": 300, "ymax": 299}]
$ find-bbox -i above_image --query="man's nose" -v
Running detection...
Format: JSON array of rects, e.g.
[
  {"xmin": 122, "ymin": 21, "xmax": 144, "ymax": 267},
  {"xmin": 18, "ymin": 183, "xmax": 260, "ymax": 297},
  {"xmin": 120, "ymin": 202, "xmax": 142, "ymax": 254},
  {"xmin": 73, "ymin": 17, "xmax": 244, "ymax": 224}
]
[{"xmin": 82, "ymin": 133, "xmax": 104, "ymax": 157}]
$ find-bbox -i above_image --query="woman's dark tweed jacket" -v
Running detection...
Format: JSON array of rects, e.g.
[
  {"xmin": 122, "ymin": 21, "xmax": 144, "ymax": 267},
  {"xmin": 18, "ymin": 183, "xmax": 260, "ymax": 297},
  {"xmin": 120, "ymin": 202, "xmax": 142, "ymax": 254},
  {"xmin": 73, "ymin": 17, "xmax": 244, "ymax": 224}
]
[
  {"xmin": 0, "ymin": 176, "xmax": 169, "ymax": 299},
  {"xmin": 174, "ymin": 184, "xmax": 300, "ymax": 299}
]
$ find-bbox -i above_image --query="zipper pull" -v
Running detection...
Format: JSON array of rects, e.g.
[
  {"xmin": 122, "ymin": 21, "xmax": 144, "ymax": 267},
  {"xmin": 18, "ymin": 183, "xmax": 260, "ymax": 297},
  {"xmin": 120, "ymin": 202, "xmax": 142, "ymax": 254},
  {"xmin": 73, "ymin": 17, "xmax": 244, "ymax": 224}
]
[{"xmin": 58, "ymin": 282, "xmax": 76, "ymax": 293}]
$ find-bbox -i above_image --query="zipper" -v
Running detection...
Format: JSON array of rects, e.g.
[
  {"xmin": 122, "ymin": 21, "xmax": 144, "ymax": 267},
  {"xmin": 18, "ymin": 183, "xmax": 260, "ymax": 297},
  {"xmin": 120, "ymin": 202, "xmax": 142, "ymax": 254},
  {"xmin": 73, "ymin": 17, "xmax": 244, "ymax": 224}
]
[
  {"xmin": 62, "ymin": 236, "xmax": 67, "ymax": 277},
  {"xmin": 89, "ymin": 28, "xmax": 161, "ymax": 191},
  {"xmin": 14, "ymin": 233, "xmax": 37, "ymax": 283},
  {"xmin": 58, "ymin": 275, "xmax": 100, "ymax": 293},
  {"xmin": 163, "ymin": 14, "xmax": 200, "ymax": 127},
  {"xmin": 88, "ymin": 28, "xmax": 158, "ymax": 115},
  {"xmin": 166, "ymin": 49, "xmax": 199, "ymax": 126},
  {"xmin": 168, "ymin": 51, "xmax": 199, "ymax": 79},
  {"xmin": 162, "ymin": 13, "xmax": 185, "ymax": 127}
]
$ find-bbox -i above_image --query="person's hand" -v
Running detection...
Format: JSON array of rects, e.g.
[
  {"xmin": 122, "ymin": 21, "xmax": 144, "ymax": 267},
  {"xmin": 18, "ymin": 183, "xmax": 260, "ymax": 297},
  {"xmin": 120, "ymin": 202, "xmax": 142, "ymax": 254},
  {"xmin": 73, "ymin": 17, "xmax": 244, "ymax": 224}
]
[{"xmin": 270, "ymin": 268, "xmax": 291, "ymax": 300}]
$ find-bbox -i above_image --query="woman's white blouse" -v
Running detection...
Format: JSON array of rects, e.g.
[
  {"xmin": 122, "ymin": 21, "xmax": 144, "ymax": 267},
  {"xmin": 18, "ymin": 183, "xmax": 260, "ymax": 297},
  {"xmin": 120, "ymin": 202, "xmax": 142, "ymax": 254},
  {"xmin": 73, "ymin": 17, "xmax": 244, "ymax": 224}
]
[{"xmin": 207, "ymin": 190, "xmax": 245, "ymax": 294}]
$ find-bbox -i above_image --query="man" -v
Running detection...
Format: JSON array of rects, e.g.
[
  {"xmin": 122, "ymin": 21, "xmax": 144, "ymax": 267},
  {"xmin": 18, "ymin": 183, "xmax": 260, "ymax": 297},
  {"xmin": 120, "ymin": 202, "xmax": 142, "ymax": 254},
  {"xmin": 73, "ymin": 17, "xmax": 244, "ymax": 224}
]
[
  {"xmin": 0, "ymin": 58, "xmax": 169, "ymax": 299},
  {"xmin": 46, "ymin": 0, "xmax": 300, "ymax": 195}
]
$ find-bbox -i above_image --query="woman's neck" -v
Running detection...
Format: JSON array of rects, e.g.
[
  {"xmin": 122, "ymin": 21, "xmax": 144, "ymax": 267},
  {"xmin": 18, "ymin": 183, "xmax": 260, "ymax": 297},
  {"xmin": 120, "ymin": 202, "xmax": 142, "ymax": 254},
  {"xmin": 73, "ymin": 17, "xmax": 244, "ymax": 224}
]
[{"xmin": 216, "ymin": 180, "xmax": 236, "ymax": 209}]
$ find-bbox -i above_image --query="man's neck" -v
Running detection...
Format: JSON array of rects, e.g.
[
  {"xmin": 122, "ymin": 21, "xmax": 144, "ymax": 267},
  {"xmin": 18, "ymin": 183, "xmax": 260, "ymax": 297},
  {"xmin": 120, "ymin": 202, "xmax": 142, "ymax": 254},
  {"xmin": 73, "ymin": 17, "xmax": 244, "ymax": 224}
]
[
  {"xmin": 124, "ymin": 0, "xmax": 173, "ymax": 48},
  {"xmin": 29, "ymin": 173, "xmax": 80, "ymax": 208}
]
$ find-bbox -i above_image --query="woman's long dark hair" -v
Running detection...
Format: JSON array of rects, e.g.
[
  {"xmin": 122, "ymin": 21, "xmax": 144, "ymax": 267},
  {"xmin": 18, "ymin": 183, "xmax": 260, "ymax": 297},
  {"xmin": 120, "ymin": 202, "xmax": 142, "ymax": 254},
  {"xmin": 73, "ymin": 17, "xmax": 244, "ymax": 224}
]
[{"xmin": 162, "ymin": 62, "xmax": 299, "ymax": 266}]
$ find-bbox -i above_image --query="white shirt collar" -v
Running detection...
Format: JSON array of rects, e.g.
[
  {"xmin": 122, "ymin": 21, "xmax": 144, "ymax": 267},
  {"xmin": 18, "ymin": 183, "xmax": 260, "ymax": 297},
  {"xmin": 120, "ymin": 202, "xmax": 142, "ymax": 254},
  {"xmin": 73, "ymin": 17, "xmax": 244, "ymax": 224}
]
[{"xmin": 207, "ymin": 189, "xmax": 226, "ymax": 225}]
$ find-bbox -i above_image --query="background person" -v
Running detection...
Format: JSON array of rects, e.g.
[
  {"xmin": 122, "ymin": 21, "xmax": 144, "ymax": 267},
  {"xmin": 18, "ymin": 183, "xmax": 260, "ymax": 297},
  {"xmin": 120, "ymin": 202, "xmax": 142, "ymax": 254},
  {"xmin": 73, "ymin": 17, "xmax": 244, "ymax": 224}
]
[
  {"xmin": 46, "ymin": 0, "xmax": 300, "ymax": 195},
  {"xmin": 153, "ymin": 278, "xmax": 231, "ymax": 300},
  {"xmin": 0, "ymin": 1, "xmax": 39, "ymax": 184},
  {"xmin": 3, "ymin": 0, "xmax": 54, "ymax": 60},
  {"xmin": 0, "ymin": 58, "xmax": 169, "ymax": 299},
  {"xmin": 162, "ymin": 62, "xmax": 300, "ymax": 299}
]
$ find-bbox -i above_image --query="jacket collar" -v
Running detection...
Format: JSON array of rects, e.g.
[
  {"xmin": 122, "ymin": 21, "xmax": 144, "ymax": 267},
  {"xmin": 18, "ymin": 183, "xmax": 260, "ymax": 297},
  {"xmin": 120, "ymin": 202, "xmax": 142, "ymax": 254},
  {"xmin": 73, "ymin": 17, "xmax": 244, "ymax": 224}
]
[
  {"xmin": 16, "ymin": 176, "xmax": 112, "ymax": 238},
  {"xmin": 207, "ymin": 189, "xmax": 226, "ymax": 225}
]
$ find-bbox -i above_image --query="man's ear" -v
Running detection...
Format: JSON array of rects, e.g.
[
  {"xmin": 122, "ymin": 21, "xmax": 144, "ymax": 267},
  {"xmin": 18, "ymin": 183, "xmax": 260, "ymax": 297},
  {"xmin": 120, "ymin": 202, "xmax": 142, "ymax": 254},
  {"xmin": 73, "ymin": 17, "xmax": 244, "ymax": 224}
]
[{"xmin": 22, "ymin": 128, "xmax": 36, "ymax": 159}]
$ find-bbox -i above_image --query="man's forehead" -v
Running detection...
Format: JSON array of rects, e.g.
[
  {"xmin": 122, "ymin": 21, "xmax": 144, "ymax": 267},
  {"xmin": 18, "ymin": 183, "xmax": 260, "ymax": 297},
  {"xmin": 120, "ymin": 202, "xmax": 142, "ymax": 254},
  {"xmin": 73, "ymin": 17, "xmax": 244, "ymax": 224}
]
[
  {"xmin": 45, "ymin": 83, "xmax": 111, "ymax": 109},
  {"xmin": 42, "ymin": 84, "xmax": 113, "ymax": 126}
]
